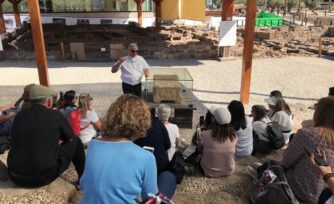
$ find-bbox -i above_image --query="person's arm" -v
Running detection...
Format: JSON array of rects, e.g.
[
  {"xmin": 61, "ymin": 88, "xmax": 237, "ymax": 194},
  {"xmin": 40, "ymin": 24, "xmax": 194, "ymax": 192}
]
[
  {"xmin": 90, "ymin": 110, "xmax": 101, "ymax": 131},
  {"xmin": 308, "ymin": 152, "xmax": 334, "ymax": 195},
  {"xmin": 0, "ymin": 112, "xmax": 15, "ymax": 123},
  {"xmin": 141, "ymin": 154, "xmax": 158, "ymax": 199},
  {"xmin": 279, "ymin": 129, "xmax": 308, "ymax": 169},
  {"xmin": 144, "ymin": 68, "xmax": 149, "ymax": 78},
  {"xmin": 59, "ymin": 113, "xmax": 74, "ymax": 143},
  {"xmin": 197, "ymin": 132, "xmax": 204, "ymax": 152},
  {"xmin": 111, "ymin": 57, "xmax": 125, "ymax": 73},
  {"xmin": 162, "ymin": 123, "xmax": 171, "ymax": 150},
  {"xmin": 142, "ymin": 57, "xmax": 149, "ymax": 78},
  {"xmin": 175, "ymin": 126, "xmax": 180, "ymax": 147}
]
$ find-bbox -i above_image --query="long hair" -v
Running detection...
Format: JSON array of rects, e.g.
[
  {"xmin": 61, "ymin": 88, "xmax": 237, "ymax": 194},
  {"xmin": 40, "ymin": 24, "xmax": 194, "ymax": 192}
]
[
  {"xmin": 314, "ymin": 97, "xmax": 334, "ymax": 147},
  {"xmin": 270, "ymin": 90, "xmax": 291, "ymax": 115},
  {"xmin": 228, "ymin": 100, "xmax": 247, "ymax": 131},
  {"xmin": 211, "ymin": 122, "xmax": 235, "ymax": 142},
  {"xmin": 102, "ymin": 94, "xmax": 151, "ymax": 140},
  {"xmin": 78, "ymin": 93, "xmax": 92, "ymax": 118}
]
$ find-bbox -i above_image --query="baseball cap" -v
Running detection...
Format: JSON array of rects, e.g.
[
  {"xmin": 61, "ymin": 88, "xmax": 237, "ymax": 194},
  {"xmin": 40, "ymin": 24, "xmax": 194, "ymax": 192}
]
[
  {"xmin": 264, "ymin": 96, "xmax": 277, "ymax": 106},
  {"xmin": 22, "ymin": 83, "xmax": 36, "ymax": 100},
  {"xmin": 210, "ymin": 107, "xmax": 231, "ymax": 126},
  {"xmin": 30, "ymin": 85, "xmax": 57, "ymax": 100}
]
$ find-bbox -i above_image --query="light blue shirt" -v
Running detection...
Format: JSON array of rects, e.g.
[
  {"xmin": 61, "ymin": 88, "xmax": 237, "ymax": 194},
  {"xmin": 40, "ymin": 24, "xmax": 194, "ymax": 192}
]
[{"xmin": 80, "ymin": 140, "xmax": 158, "ymax": 204}]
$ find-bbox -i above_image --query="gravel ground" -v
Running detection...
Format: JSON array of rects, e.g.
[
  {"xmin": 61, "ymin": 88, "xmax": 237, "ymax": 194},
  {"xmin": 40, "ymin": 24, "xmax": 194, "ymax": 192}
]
[{"xmin": 0, "ymin": 56, "xmax": 333, "ymax": 203}]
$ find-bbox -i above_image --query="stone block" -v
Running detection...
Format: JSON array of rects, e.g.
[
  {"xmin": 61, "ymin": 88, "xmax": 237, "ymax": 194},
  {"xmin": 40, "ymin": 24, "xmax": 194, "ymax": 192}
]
[
  {"xmin": 153, "ymin": 75, "xmax": 181, "ymax": 104},
  {"xmin": 70, "ymin": 42, "xmax": 85, "ymax": 60},
  {"xmin": 110, "ymin": 49, "xmax": 127, "ymax": 60},
  {"xmin": 110, "ymin": 43, "xmax": 125, "ymax": 50}
]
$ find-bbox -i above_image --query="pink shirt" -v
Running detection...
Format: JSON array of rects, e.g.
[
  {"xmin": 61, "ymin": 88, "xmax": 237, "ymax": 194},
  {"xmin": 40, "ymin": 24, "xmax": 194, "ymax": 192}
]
[{"xmin": 199, "ymin": 130, "xmax": 237, "ymax": 177}]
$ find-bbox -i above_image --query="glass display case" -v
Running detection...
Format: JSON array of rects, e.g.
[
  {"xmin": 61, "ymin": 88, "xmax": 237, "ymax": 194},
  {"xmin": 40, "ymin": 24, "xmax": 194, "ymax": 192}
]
[
  {"xmin": 143, "ymin": 68, "xmax": 193, "ymax": 106},
  {"xmin": 142, "ymin": 68, "xmax": 195, "ymax": 128}
]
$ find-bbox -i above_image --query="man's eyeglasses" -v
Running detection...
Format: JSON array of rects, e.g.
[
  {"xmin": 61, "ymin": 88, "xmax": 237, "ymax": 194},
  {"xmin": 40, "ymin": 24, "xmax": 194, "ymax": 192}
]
[{"xmin": 131, "ymin": 50, "xmax": 138, "ymax": 53}]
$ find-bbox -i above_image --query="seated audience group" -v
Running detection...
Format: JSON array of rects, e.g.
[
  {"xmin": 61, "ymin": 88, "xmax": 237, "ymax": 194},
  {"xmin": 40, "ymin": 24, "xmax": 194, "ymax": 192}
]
[{"xmin": 4, "ymin": 83, "xmax": 334, "ymax": 204}]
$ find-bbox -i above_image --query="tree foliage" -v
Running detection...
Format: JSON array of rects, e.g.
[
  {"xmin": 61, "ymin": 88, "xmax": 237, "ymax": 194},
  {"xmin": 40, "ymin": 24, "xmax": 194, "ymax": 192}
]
[{"xmin": 305, "ymin": 0, "xmax": 320, "ymax": 9}]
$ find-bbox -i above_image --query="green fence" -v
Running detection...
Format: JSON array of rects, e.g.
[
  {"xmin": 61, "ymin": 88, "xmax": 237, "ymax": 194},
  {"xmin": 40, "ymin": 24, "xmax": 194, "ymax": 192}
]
[{"xmin": 255, "ymin": 11, "xmax": 282, "ymax": 27}]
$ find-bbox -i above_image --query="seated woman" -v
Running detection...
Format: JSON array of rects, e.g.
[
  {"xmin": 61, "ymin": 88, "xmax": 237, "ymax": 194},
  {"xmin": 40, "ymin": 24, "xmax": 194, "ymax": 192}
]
[
  {"xmin": 59, "ymin": 90, "xmax": 78, "ymax": 118},
  {"xmin": 228, "ymin": 100, "xmax": 253, "ymax": 157},
  {"xmin": 265, "ymin": 90, "xmax": 293, "ymax": 144},
  {"xmin": 157, "ymin": 104, "xmax": 180, "ymax": 161},
  {"xmin": 251, "ymin": 105, "xmax": 272, "ymax": 155},
  {"xmin": 77, "ymin": 93, "xmax": 101, "ymax": 146},
  {"xmin": 198, "ymin": 107, "xmax": 237, "ymax": 177},
  {"xmin": 134, "ymin": 117, "xmax": 171, "ymax": 175},
  {"xmin": 80, "ymin": 94, "xmax": 158, "ymax": 203},
  {"xmin": 278, "ymin": 97, "xmax": 334, "ymax": 203}
]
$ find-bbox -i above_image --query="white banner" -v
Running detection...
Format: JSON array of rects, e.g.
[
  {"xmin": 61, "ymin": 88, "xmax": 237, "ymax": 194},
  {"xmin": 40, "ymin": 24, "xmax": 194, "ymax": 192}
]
[{"xmin": 219, "ymin": 21, "xmax": 237, "ymax": 47}]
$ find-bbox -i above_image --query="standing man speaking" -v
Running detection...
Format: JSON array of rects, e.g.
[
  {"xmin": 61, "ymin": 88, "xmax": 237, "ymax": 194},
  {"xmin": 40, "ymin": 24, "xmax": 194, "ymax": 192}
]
[{"xmin": 111, "ymin": 43, "xmax": 149, "ymax": 97}]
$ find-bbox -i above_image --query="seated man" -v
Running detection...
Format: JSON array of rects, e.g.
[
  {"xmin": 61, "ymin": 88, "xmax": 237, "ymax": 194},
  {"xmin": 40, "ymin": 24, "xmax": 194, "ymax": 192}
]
[{"xmin": 7, "ymin": 85, "xmax": 85, "ymax": 187}]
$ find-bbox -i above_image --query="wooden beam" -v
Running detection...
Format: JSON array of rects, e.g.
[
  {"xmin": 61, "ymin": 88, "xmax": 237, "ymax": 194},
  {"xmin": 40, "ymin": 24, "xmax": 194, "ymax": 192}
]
[
  {"xmin": 136, "ymin": 0, "xmax": 143, "ymax": 26},
  {"xmin": 28, "ymin": 0, "xmax": 49, "ymax": 86},
  {"xmin": 154, "ymin": 0, "xmax": 163, "ymax": 28},
  {"xmin": 0, "ymin": 0, "xmax": 5, "ymax": 33},
  {"xmin": 240, "ymin": 0, "xmax": 257, "ymax": 104},
  {"xmin": 222, "ymin": 0, "xmax": 235, "ymax": 21},
  {"xmin": 13, "ymin": 0, "xmax": 22, "ymax": 28}
]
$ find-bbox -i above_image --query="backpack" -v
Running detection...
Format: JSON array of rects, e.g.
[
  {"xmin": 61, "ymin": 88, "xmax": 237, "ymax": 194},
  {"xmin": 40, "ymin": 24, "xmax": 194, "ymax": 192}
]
[
  {"xmin": 250, "ymin": 165, "xmax": 300, "ymax": 204},
  {"xmin": 68, "ymin": 110, "xmax": 90, "ymax": 136},
  {"xmin": 266, "ymin": 122, "xmax": 285, "ymax": 150},
  {"xmin": 167, "ymin": 151, "xmax": 185, "ymax": 184}
]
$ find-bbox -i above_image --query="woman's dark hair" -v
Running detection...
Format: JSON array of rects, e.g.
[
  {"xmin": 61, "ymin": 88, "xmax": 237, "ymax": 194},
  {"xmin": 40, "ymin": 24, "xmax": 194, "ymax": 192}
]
[
  {"xmin": 211, "ymin": 123, "xmax": 235, "ymax": 142},
  {"xmin": 252, "ymin": 105, "xmax": 267, "ymax": 121},
  {"xmin": 63, "ymin": 90, "xmax": 76, "ymax": 107},
  {"xmin": 204, "ymin": 110, "xmax": 213, "ymax": 129},
  {"xmin": 228, "ymin": 100, "xmax": 247, "ymax": 131},
  {"xmin": 270, "ymin": 90, "xmax": 291, "ymax": 115}
]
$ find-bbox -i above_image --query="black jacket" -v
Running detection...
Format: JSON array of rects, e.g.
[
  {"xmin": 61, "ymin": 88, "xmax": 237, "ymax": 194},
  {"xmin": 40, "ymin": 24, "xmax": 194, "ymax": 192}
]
[
  {"xmin": 8, "ymin": 104, "xmax": 74, "ymax": 176},
  {"xmin": 134, "ymin": 118, "xmax": 171, "ymax": 174}
]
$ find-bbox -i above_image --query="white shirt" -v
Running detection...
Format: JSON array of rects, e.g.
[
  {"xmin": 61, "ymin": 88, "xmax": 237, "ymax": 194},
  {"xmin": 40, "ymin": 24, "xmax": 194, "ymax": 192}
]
[
  {"xmin": 118, "ymin": 55, "xmax": 149, "ymax": 85},
  {"xmin": 271, "ymin": 110, "xmax": 293, "ymax": 143},
  {"xmin": 79, "ymin": 110, "xmax": 99, "ymax": 145},
  {"xmin": 235, "ymin": 116, "xmax": 253, "ymax": 157},
  {"xmin": 164, "ymin": 123, "xmax": 180, "ymax": 161}
]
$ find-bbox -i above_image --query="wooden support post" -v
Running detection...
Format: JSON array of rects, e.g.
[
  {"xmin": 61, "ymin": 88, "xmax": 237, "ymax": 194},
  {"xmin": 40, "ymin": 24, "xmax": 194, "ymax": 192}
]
[
  {"xmin": 28, "ymin": 0, "xmax": 49, "ymax": 86},
  {"xmin": 221, "ymin": 0, "xmax": 234, "ymax": 21},
  {"xmin": 240, "ymin": 0, "xmax": 257, "ymax": 104},
  {"xmin": 319, "ymin": 37, "xmax": 322, "ymax": 57},
  {"xmin": 0, "ymin": 0, "xmax": 5, "ymax": 33},
  {"xmin": 136, "ymin": 0, "xmax": 143, "ymax": 26},
  {"xmin": 59, "ymin": 41, "xmax": 65, "ymax": 61},
  {"xmin": 9, "ymin": 0, "xmax": 22, "ymax": 28},
  {"xmin": 153, "ymin": 0, "xmax": 163, "ymax": 29}
]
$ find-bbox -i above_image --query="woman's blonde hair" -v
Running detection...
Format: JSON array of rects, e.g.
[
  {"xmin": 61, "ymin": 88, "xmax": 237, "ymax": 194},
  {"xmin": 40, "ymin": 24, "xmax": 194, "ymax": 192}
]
[
  {"xmin": 102, "ymin": 94, "xmax": 151, "ymax": 140},
  {"xmin": 78, "ymin": 93, "xmax": 92, "ymax": 118},
  {"xmin": 314, "ymin": 97, "xmax": 334, "ymax": 146}
]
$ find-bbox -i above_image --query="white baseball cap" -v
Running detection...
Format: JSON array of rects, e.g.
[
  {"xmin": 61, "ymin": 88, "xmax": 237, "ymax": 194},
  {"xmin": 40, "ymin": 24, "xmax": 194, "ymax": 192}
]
[
  {"xmin": 210, "ymin": 107, "xmax": 231, "ymax": 126},
  {"xmin": 264, "ymin": 96, "xmax": 277, "ymax": 106}
]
